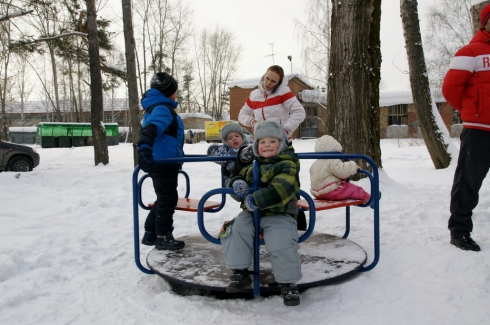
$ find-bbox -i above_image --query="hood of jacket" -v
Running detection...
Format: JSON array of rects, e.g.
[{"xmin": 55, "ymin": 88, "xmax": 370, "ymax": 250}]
[
  {"xmin": 258, "ymin": 74, "xmax": 290, "ymax": 95},
  {"xmin": 141, "ymin": 88, "xmax": 178, "ymax": 110},
  {"xmin": 315, "ymin": 135, "xmax": 342, "ymax": 152}
]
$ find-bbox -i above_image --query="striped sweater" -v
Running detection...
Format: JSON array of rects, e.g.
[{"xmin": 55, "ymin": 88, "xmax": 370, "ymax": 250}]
[
  {"xmin": 231, "ymin": 145, "xmax": 300, "ymax": 218},
  {"xmin": 442, "ymin": 28, "xmax": 490, "ymax": 131},
  {"xmin": 238, "ymin": 75, "xmax": 305, "ymax": 136}
]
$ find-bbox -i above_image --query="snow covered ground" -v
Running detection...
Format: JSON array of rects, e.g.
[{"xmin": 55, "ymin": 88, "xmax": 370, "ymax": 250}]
[{"xmin": 1, "ymin": 138, "xmax": 490, "ymax": 325}]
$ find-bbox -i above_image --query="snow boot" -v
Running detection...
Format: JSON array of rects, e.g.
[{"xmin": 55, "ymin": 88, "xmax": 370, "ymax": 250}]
[
  {"xmin": 141, "ymin": 231, "xmax": 157, "ymax": 246},
  {"xmin": 280, "ymin": 283, "xmax": 300, "ymax": 306},
  {"xmin": 450, "ymin": 235, "xmax": 481, "ymax": 251},
  {"xmin": 155, "ymin": 232, "xmax": 185, "ymax": 250},
  {"xmin": 226, "ymin": 269, "xmax": 252, "ymax": 293}
]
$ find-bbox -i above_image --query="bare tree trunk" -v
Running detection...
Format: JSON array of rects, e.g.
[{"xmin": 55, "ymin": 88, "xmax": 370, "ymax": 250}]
[
  {"xmin": 401, "ymin": 0, "xmax": 451, "ymax": 169},
  {"xmin": 121, "ymin": 0, "xmax": 141, "ymax": 167},
  {"xmin": 86, "ymin": 0, "xmax": 108, "ymax": 166},
  {"xmin": 471, "ymin": 0, "xmax": 490, "ymax": 33},
  {"xmin": 326, "ymin": 0, "xmax": 382, "ymax": 175},
  {"xmin": 0, "ymin": 50, "xmax": 9, "ymax": 141},
  {"xmin": 48, "ymin": 46, "xmax": 62, "ymax": 122}
]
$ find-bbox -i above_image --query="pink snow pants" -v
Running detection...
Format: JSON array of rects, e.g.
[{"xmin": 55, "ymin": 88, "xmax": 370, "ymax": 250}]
[{"xmin": 313, "ymin": 182, "xmax": 370, "ymax": 201}]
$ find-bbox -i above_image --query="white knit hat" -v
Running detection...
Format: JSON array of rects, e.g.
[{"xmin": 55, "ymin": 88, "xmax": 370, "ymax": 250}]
[{"xmin": 252, "ymin": 121, "xmax": 289, "ymax": 157}]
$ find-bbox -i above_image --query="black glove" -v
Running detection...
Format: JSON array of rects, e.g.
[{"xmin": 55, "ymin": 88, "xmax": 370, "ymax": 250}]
[
  {"xmin": 234, "ymin": 145, "xmax": 254, "ymax": 174},
  {"xmin": 138, "ymin": 148, "xmax": 154, "ymax": 173}
]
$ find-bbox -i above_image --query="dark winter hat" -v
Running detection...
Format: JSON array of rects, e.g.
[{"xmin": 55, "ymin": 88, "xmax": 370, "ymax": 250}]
[
  {"xmin": 150, "ymin": 72, "xmax": 178, "ymax": 98},
  {"xmin": 252, "ymin": 121, "xmax": 289, "ymax": 157},
  {"xmin": 220, "ymin": 123, "xmax": 244, "ymax": 143},
  {"xmin": 481, "ymin": 4, "xmax": 490, "ymax": 28}
]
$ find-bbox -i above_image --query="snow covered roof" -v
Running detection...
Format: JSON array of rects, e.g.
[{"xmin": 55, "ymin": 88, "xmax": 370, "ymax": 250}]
[
  {"xmin": 5, "ymin": 98, "xmax": 130, "ymax": 114},
  {"xmin": 379, "ymin": 88, "xmax": 446, "ymax": 106},
  {"xmin": 298, "ymin": 90, "xmax": 327, "ymax": 104},
  {"xmin": 179, "ymin": 112, "xmax": 213, "ymax": 120},
  {"xmin": 298, "ymin": 88, "xmax": 446, "ymax": 106},
  {"xmin": 9, "ymin": 127, "xmax": 37, "ymax": 132},
  {"xmin": 227, "ymin": 73, "xmax": 315, "ymax": 90}
]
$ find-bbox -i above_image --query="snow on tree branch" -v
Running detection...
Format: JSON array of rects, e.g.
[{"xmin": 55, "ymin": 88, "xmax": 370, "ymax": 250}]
[{"xmin": 0, "ymin": 9, "xmax": 34, "ymax": 22}]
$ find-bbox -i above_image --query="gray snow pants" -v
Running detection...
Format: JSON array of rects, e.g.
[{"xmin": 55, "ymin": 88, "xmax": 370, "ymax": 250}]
[{"xmin": 220, "ymin": 211, "xmax": 302, "ymax": 284}]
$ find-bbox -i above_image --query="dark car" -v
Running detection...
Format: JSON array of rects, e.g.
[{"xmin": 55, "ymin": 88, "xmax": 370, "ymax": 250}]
[{"xmin": 0, "ymin": 140, "xmax": 40, "ymax": 172}]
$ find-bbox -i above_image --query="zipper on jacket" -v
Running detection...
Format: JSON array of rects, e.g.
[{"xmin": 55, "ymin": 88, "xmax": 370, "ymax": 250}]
[{"xmin": 261, "ymin": 94, "xmax": 267, "ymax": 120}]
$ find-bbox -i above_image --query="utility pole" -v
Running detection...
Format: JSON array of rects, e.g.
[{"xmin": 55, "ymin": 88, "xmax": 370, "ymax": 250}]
[{"xmin": 266, "ymin": 43, "xmax": 277, "ymax": 64}]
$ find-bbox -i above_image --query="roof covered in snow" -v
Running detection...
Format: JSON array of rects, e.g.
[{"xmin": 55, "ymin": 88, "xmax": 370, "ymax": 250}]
[
  {"xmin": 298, "ymin": 88, "xmax": 446, "ymax": 107},
  {"xmin": 227, "ymin": 73, "xmax": 315, "ymax": 90},
  {"xmin": 179, "ymin": 112, "xmax": 213, "ymax": 120}
]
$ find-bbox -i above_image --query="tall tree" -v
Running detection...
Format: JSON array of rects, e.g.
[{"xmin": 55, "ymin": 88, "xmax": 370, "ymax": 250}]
[
  {"xmin": 85, "ymin": 0, "xmax": 108, "ymax": 165},
  {"xmin": 326, "ymin": 0, "xmax": 382, "ymax": 173},
  {"xmin": 133, "ymin": 0, "xmax": 193, "ymax": 93},
  {"xmin": 195, "ymin": 27, "xmax": 241, "ymax": 120},
  {"xmin": 470, "ymin": 0, "xmax": 490, "ymax": 33},
  {"xmin": 424, "ymin": 0, "xmax": 473, "ymax": 87},
  {"xmin": 0, "ymin": 3, "xmax": 33, "ymax": 140},
  {"xmin": 401, "ymin": 0, "xmax": 452, "ymax": 169},
  {"xmin": 25, "ymin": 0, "xmax": 65, "ymax": 121},
  {"xmin": 121, "ymin": 0, "xmax": 141, "ymax": 167},
  {"xmin": 294, "ymin": 0, "xmax": 331, "ymax": 87}
]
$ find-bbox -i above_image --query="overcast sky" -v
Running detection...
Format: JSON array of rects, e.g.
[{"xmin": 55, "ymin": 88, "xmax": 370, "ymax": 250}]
[
  {"xmin": 106, "ymin": 0, "xmax": 439, "ymax": 91},
  {"xmin": 183, "ymin": 0, "xmax": 438, "ymax": 90}
]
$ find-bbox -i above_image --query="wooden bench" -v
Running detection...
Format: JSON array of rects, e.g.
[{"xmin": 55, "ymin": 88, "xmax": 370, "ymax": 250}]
[
  {"xmin": 175, "ymin": 198, "xmax": 221, "ymax": 212},
  {"xmin": 149, "ymin": 198, "xmax": 222, "ymax": 212},
  {"xmin": 297, "ymin": 198, "xmax": 368, "ymax": 211}
]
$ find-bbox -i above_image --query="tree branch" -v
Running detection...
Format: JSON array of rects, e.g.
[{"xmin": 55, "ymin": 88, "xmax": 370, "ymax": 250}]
[{"xmin": 0, "ymin": 10, "xmax": 34, "ymax": 22}]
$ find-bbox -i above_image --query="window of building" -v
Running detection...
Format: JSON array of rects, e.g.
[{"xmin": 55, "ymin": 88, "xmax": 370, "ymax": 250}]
[
  {"xmin": 452, "ymin": 108, "xmax": 462, "ymax": 124},
  {"xmin": 300, "ymin": 106, "xmax": 318, "ymax": 128},
  {"xmin": 388, "ymin": 104, "xmax": 408, "ymax": 125}
]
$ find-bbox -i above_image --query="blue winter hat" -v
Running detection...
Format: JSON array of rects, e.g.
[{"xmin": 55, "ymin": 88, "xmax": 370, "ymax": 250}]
[{"xmin": 252, "ymin": 121, "xmax": 289, "ymax": 157}]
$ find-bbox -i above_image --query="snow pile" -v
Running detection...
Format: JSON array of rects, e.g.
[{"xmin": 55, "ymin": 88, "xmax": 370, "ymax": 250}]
[{"xmin": 2, "ymin": 138, "xmax": 490, "ymax": 324}]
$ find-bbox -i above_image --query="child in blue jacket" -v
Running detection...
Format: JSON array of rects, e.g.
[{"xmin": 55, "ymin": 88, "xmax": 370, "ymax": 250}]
[
  {"xmin": 137, "ymin": 72, "xmax": 185, "ymax": 251},
  {"xmin": 207, "ymin": 123, "xmax": 252, "ymax": 185}
]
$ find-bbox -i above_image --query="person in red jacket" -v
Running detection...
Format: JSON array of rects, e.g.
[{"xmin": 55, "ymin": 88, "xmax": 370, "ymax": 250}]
[{"xmin": 442, "ymin": 4, "xmax": 490, "ymax": 252}]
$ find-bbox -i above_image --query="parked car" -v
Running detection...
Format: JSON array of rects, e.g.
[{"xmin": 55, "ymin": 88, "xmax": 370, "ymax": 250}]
[{"xmin": 0, "ymin": 140, "xmax": 40, "ymax": 172}]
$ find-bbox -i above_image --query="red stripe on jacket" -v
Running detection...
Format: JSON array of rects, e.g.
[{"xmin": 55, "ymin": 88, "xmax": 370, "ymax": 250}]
[{"xmin": 246, "ymin": 92, "xmax": 295, "ymax": 110}]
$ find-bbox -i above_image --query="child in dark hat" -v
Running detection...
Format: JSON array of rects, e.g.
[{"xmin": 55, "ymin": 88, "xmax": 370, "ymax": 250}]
[
  {"xmin": 137, "ymin": 72, "xmax": 186, "ymax": 250},
  {"xmin": 206, "ymin": 123, "xmax": 252, "ymax": 185},
  {"xmin": 220, "ymin": 121, "xmax": 302, "ymax": 306}
]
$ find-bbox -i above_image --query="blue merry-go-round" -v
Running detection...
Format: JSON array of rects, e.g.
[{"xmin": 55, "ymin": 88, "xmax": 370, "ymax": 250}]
[{"xmin": 132, "ymin": 152, "xmax": 380, "ymax": 298}]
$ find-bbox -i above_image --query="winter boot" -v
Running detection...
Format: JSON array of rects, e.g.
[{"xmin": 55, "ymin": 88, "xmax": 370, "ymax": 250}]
[
  {"xmin": 155, "ymin": 232, "xmax": 185, "ymax": 250},
  {"xmin": 226, "ymin": 269, "xmax": 252, "ymax": 293},
  {"xmin": 450, "ymin": 235, "xmax": 481, "ymax": 251},
  {"xmin": 141, "ymin": 231, "xmax": 157, "ymax": 246},
  {"xmin": 280, "ymin": 283, "xmax": 300, "ymax": 306}
]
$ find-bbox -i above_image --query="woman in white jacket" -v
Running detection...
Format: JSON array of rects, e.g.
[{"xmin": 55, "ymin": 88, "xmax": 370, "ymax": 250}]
[
  {"xmin": 238, "ymin": 65, "xmax": 305, "ymax": 140},
  {"xmin": 309, "ymin": 135, "xmax": 370, "ymax": 201}
]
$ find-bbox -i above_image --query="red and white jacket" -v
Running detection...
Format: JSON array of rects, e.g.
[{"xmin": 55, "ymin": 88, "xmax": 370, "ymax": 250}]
[
  {"xmin": 442, "ymin": 29, "xmax": 490, "ymax": 131},
  {"xmin": 238, "ymin": 75, "xmax": 306, "ymax": 137}
]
